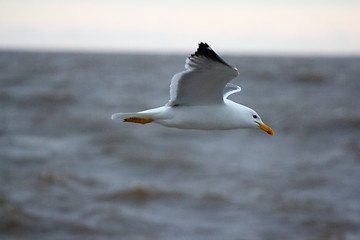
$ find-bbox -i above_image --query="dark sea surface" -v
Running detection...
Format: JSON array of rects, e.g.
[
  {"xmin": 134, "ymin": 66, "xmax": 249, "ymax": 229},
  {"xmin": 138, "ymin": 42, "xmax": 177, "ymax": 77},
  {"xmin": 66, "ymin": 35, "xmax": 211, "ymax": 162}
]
[{"xmin": 1, "ymin": 51, "xmax": 360, "ymax": 240}]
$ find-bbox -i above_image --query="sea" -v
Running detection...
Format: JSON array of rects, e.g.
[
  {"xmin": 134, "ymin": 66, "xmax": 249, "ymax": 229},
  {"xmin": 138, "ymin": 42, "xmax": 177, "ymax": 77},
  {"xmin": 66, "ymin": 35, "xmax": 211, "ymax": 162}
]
[{"xmin": 1, "ymin": 50, "xmax": 360, "ymax": 240}]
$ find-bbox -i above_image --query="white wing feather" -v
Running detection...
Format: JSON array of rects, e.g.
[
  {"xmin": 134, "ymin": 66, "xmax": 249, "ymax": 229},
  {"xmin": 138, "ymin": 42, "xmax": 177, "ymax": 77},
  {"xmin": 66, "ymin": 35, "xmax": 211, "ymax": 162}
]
[{"xmin": 168, "ymin": 43, "xmax": 239, "ymax": 106}]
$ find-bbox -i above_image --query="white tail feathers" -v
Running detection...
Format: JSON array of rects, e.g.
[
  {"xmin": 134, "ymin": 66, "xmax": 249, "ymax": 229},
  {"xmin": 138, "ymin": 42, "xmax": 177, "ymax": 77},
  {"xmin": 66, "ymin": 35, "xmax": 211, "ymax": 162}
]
[
  {"xmin": 111, "ymin": 112, "xmax": 137, "ymax": 120},
  {"xmin": 111, "ymin": 113, "xmax": 123, "ymax": 120}
]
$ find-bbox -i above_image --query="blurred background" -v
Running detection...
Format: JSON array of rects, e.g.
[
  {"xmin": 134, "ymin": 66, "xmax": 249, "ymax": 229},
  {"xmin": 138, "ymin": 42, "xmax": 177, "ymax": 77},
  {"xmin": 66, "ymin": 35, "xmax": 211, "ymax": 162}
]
[{"xmin": 1, "ymin": 1, "xmax": 360, "ymax": 240}]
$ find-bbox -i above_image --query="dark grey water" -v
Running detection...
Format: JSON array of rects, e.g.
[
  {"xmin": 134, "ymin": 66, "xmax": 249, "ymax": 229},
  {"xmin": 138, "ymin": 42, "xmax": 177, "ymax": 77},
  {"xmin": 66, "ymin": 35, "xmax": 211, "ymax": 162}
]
[{"xmin": 1, "ymin": 51, "xmax": 360, "ymax": 240}]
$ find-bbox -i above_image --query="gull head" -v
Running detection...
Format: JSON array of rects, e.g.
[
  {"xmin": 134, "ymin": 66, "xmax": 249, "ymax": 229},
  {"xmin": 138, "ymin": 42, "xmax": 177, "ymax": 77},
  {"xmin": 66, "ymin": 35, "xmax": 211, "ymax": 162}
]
[{"xmin": 246, "ymin": 108, "xmax": 274, "ymax": 136}]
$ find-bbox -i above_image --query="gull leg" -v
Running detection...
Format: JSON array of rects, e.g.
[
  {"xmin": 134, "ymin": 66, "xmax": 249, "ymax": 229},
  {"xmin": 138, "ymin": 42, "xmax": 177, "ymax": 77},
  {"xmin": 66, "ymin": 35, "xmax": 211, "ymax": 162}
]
[{"xmin": 123, "ymin": 117, "xmax": 154, "ymax": 124}]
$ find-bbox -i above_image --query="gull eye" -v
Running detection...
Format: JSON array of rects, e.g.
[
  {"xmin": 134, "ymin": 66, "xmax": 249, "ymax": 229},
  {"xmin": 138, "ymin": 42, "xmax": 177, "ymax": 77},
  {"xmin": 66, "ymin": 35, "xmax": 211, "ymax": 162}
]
[{"xmin": 253, "ymin": 115, "xmax": 258, "ymax": 119}]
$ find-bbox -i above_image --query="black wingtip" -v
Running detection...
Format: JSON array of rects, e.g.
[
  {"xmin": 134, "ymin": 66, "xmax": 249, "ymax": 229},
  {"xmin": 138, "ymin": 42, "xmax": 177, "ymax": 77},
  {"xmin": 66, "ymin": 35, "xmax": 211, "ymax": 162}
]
[{"xmin": 191, "ymin": 42, "xmax": 229, "ymax": 66}]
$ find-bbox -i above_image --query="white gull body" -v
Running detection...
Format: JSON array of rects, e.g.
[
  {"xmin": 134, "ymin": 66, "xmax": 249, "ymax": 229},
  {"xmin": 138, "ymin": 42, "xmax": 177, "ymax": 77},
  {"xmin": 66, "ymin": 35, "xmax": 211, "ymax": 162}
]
[{"xmin": 112, "ymin": 42, "xmax": 274, "ymax": 135}]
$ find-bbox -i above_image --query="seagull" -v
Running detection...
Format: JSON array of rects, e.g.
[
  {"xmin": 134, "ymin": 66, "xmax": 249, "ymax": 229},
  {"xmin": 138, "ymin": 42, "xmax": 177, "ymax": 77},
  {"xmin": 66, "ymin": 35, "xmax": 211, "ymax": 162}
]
[{"xmin": 112, "ymin": 42, "xmax": 274, "ymax": 135}]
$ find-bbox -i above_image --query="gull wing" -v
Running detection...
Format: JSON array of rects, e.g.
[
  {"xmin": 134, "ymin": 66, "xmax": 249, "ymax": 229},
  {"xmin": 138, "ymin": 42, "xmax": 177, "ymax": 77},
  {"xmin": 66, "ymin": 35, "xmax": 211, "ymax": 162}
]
[
  {"xmin": 223, "ymin": 83, "xmax": 241, "ymax": 99},
  {"xmin": 168, "ymin": 42, "xmax": 239, "ymax": 106}
]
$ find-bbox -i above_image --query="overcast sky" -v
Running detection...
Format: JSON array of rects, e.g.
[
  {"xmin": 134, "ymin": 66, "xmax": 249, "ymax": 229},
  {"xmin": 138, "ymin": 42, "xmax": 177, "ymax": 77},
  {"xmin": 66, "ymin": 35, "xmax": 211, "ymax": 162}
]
[{"xmin": 1, "ymin": 0, "xmax": 360, "ymax": 55}]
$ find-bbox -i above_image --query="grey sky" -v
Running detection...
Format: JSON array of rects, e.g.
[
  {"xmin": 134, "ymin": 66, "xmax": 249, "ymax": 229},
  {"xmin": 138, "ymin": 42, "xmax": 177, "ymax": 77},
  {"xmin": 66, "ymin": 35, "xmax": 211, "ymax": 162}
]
[{"xmin": 1, "ymin": 0, "xmax": 359, "ymax": 54}]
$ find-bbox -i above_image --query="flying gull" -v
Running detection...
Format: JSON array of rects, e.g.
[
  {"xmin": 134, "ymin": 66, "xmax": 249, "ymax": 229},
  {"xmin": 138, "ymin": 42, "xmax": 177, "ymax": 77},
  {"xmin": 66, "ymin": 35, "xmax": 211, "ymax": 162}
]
[{"xmin": 112, "ymin": 42, "xmax": 274, "ymax": 135}]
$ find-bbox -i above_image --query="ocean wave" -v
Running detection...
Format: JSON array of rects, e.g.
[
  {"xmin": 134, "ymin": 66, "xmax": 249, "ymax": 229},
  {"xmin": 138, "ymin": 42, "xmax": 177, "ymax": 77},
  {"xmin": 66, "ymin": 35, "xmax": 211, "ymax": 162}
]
[
  {"xmin": 0, "ymin": 194, "xmax": 41, "ymax": 234},
  {"xmin": 17, "ymin": 92, "xmax": 75, "ymax": 107},
  {"xmin": 98, "ymin": 186, "xmax": 185, "ymax": 202},
  {"xmin": 293, "ymin": 70, "xmax": 326, "ymax": 84},
  {"xmin": 0, "ymin": 193, "xmax": 105, "ymax": 238},
  {"xmin": 36, "ymin": 173, "xmax": 98, "ymax": 189}
]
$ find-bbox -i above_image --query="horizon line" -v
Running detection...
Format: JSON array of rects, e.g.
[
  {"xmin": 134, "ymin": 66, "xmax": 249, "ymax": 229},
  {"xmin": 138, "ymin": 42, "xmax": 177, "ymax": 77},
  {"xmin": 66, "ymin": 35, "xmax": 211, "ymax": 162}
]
[{"xmin": 1, "ymin": 46, "xmax": 360, "ymax": 58}]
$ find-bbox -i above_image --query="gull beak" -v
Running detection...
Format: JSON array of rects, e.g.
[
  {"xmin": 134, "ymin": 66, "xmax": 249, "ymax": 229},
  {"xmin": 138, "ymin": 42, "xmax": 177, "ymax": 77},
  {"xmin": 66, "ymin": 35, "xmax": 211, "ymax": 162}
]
[{"xmin": 256, "ymin": 122, "xmax": 274, "ymax": 136}]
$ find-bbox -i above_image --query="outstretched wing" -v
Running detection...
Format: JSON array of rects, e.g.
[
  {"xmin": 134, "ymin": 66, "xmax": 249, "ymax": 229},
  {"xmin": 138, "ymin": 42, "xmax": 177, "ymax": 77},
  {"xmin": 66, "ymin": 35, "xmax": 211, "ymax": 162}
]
[{"xmin": 168, "ymin": 42, "xmax": 238, "ymax": 106}]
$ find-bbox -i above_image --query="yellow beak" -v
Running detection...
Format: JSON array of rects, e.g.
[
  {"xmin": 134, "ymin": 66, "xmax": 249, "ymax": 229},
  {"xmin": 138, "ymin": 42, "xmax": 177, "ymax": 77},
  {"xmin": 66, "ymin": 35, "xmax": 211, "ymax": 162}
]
[{"xmin": 256, "ymin": 122, "xmax": 274, "ymax": 136}]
